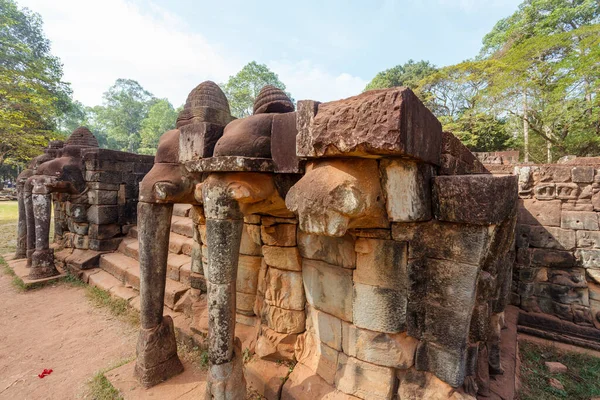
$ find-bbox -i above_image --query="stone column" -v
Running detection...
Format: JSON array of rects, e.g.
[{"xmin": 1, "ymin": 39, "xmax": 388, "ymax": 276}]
[
  {"xmin": 15, "ymin": 184, "xmax": 27, "ymax": 259},
  {"xmin": 30, "ymin": 193, "xmax": 59, "ymax": 279},
  {"xmin": 134, "ymin": 201, "xmax": 184, "ymax": 388},
  {"xmin": 203, "ymin": 177, "xmax": 246, "ymax": 399},
  {"xmin": 24, "ymin": 183, "xmax": 36, "ymax": 267}
]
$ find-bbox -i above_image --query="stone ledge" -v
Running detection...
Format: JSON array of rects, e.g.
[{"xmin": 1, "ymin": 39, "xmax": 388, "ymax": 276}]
[
  {"xmin": 7, "ymin": 258, "xmax": 66, "ymax": 288},
  {"xmin": 185, "ymin": 156, "xmax": 274, "ymax": 173}
]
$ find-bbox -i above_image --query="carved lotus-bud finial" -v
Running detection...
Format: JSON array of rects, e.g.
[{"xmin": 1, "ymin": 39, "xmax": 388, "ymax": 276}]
[
  {"xmin": 65, "ymin": 126, "xmax": 99, "ymax": 147},
  {"xmin": 176, "ymin": 81, "xmax": 231, "ymax": 128},
  {"xmin": 253, "ymin": 85, "xmax": 294, "ymax": 115}
]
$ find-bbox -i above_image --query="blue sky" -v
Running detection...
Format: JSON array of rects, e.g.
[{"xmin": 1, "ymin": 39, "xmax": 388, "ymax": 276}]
[{"xmin": 19, "ymin": 0, "xmax": 521, "ymax": 106}]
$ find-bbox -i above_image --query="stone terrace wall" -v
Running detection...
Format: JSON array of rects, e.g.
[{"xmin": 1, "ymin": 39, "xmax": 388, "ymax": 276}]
[
  {"xmin": 54, "ymin": 148, "xmax": 154, "ymax": 253},
  {"xmin": 486, "ymin": 162, "xmax": 600, "ymax": 348}
]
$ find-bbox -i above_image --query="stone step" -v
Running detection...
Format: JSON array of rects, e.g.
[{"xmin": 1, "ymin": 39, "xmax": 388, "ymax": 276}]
[
  {"xmin": 128, "ymin": 226, "xmax": 138, "ymax": 239},
  {"xmin": 171, "ymin": 215, "xmax": 194, "ymax": 238},
  {"xmin": 118, "ymin": 237, "xmax": 139, "ymax": 260},
  {"xmin": 173, "ymin": 203, "xmax": 192, "ymax": 217},
  {"xmin": 100, "ymin": 252, "xmax": 140, "ymax": 283},
  {"xmin": 168, "ymin": 232, "xmax": 194, "ymax": 255}
]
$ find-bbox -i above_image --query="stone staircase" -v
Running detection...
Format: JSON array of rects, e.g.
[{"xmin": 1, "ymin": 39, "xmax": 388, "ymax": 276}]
[{"xmin": 71, "ymin": 204, "xmax": 265, "ymax": 352}]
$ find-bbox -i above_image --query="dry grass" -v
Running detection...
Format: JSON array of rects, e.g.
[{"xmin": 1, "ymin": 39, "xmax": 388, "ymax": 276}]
[{"xmin": 0, "ymin": 201, "xmax": 18, "ymax": 254}]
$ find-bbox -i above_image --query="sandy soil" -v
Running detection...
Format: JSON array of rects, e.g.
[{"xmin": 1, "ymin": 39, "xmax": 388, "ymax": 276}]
[{"xmin": 0, "ymin": 271, "xmax": 136, "ymax": 399}]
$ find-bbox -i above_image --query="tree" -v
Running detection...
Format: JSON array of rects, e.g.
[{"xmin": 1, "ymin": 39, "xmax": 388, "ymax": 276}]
[
  {"xmin": 221, "ymin": 61, "xmax": 291, "ymax": 118},
  {"xmin": 94, "ymin": 79, "xmax": 154, "ymax": 152},
  {"xmin": 138, "ymin": 99, "xmax": 178, "ymax": 155},
  {"xmin": 0, "ymin": 0, "xmax": 70, "ymax": 168},
  {"xmin": 364, "ymin": 60, "xmax": 437, "ymax": 91}
]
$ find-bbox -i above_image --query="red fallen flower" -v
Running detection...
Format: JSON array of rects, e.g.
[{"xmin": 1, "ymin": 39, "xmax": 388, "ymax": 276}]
[{"xmin": 38, "ymin": 369, "xmax": 53, "ymax": 378}]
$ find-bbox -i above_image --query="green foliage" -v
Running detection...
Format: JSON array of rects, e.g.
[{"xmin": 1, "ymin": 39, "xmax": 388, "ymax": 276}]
[
  {"xmin": 0, "ymin": 0, "xmax": 70, "ymax": 167},
  {"xmin": 364, "ymin": 59, "xmax": 437, "ymax": 91},
  {"xmin": 519, "ymin": 341, "xmax": 600, "ymax": 400},
  {"xmin": 138, "ymin": 98, "xmax": 177, "ymax": 155},
  {"xmin": 442, "ymin": 113, "xmax": 513, "ymax": 152},
  {"xmin": 221, "ymin": 61, "xmax": 291, "ymax": 118}
]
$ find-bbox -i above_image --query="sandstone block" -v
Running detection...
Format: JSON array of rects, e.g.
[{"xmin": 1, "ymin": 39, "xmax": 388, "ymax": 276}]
[
  {"xmin": 527, "ymin": 225, "xmax": 576, "ymax": 250},
  {"xmin": 415, "ymin": 341, "xmax": 465, "ymax": 387},
  {"xmin": 556, "ymin": 183, "xmax": 580, "ymax": 200},
  {"xmin": 303, "ymin": 259, "xmax": 353, "ymax": 322},
  {"xmin": 245, "ymin": 358, "xmax": 289, "ymax": 400},
  {"xmin": 240, "ymin": 223, "xmax": 262, "ymax": 256},
  {"xmin": 531, "ymin": 248, "xmax": 576, "ymax": 268},
  {"xmin": 519, "ymin": 199, "xmax": 561, "ymax": 227},
  {"xmin": 296, "ymin": 88, "xmax": 442, "ymax": 164},
  {"xmin": 295, "ymin": 332, "xmax": 340, "ymax": 385},
  {"xmin": 88, "ymin": 189, "xmax": 118, "ymax": 205},
  {"xmin": 257, "ymin": 259, "xmax": 268, "ymax": 296},
  {"xmin": 178, "ymin": 121, "xmax": 224, "ymax": 161},
  {"xmin": 577, "ymin": 230, "xmax": 600, "ymax": 248},
  {"xmin": 354, "ymin": 238, "xmax": 407, "ymax": 290},
  {"xmin": 534, "ymin": 183, "xmax": 556, "ymax": 199},
  {"xmin": 545, "ymin": 361, "xmax": 568, "ymax": 374},
  {"xmin": 281, "ymin": 362, "xmax": 356, "ymax": 400},
  {"xmin": 255, "ymin": 326, "xmax": 297, "ymax": 361},
  {"xmin": 424, "ymin": 258, "xmax": 479, "ymax": 310},
  {"xmin": 575, "ymin": 249, "xmax": 600, "ymax": 269},
  {"xmin": 262, "ymin": 302, "xmax": 305, "ymax": 334},
  {"xmin": 342, "ymin": 321, "xmax": 417, "ymax": 369},
  {"xmin": 380, "ymin": 159, "xmax": 433, "ymax": 222},
  {"xmin": 397, "ymin": 369, "xmax": 467, "ymax": 400},
  {"xmin": 572, "ymin": 166, "xmax": 594, "ymax": 183},
  {"xmin": 298, "ymin": 232, "xmax": 355, "ymax": 268},
  {"xmin": 264, "ymin": 267, "xmax": 305, "ymax": 311},
  {"xmin": 306, "ymin": 306, "xmax": 342, "ymax": 351},
  {"xmin": 236, "ymin": 292, "xmax": 256, "ymax": 315},
  {"xmin": 88, "ymin": 223, "xmax": 121, "ymax": 240},
  {"xmin": 562, "ymin": 211, "xmax": 599, "ymax": 230},
  {"xmin": 353, "ymin": 282, "xmax": 406, "ymax": 333},
  {"xmin": 433, "ymin": 175, "xmax": 518, "ymax": 225},
  {"xmin": 237, "ymin": 255, "xmax": 262, "ymax": 295},
  {"xmin": 261, "ymin": 223, "xmax": 297, "ymax": 247},
  {"xmin": 334, "ymin": 353, "xmax": 395, "ymax": 400},
  {"xmin": 87, "ymin": 205, "xmax": 119, "ymax": 225},
  {"xmin": 263, "ymin": 246, "xmax": 301, "ymax": 271}
]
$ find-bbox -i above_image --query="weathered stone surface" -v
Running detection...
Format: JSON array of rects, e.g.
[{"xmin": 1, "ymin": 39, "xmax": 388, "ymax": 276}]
[
  {"xmin": 187, "ymin": 156, "xmax": 274, "ymax": 173},
  {"xmin": 245, "ymin": 358, "xmax": 290, "ymax": 400},
  {"xmin": 298, "ymin": 232, "xmax": 355, "ymax": 268},
  {"xmin": 342, "ymin": 322, "xmax": 417, "ymax": 369},
  {"xmin": 296, "ymin": 88, "xmax": 442, "ymax": 165},
  {"xmin": 577, "ymin": 230, "xmax": 600, "ymax": 248},
  {"xmin": 572, "ymin": 166, "xmax": 595, "ymax": 183},
  {"xmin": 526, "ymin": 225, "xmax": 576, "ymax": 250},
  {"xmin": 531, "ymin": 248, "xmax": 576, "ymax": 268},
  {"xmin": 561, "ymin": 211, "xmax": 599, "ymax": 231},
  {"xmin": 545, "ymin": 361, "xmax": 568, "ymax": 374},
  {"xmin": 556, "ymin": 183, "xmax": 580, "ymax": 200},
  {"xmin": 392, "ymin": 221, "xmax": 492, "ymax": 266},
  {"xmin": 295, "ymin": 332, "xmax": 340, "ymax": 385},
  {"xmin": 518, "ymin": 199, "xmax": 561, "ymax": 227},
  {"xmin": 264, "ymin": 267, "xmax": 305, "ymax": 311},
  {"xmin": 534, "ymin": 183, "xmax": 556, "ymax": 199},
  {"xmin": 262, "ymin": 246, "xmax": 301, "ymax": 271},
  {"xmin": 303, "ymin": 259, "xmax": 353, "ymax": 322},
  {"xmin": 425, "ymin": 259, "xmax": 479, "ymax": 310},
  {"xmin": 397, "ymin": 369, "xmax": 470, "ymax": 400},
  {"xmin": 88, "ymin": 189, "xmax": 118, "ymax": 205},
  {"xmin": 271, "ymin": 111, "xmax": 302, "ymax": 174},
  {"xmin": 87, "ymin": 205, "xmax": 119, "ymax": 225},
  {"xmin": 262, "ymin": 302, "xmax": 305, "ymax": 334},
  {"xmin": 415, "ymin": 341, "xmax": 465, "ymax": 388},
  {"xmin": 575, "ymin": 249, "xmax": 600, "ymax": 269},
  {"xmin": 281, "ymin": 362, "xmax": 357, "ymax": 400},
  {"xmin": 334, "ymin": 353, "xmax": 395, "ymax": 400},
  {"xmin": 433, "ymin": 175, "xmax": 517, "ymax": 225},
  {"xmin": 354, "ymin": 238, "xmax": 407, "ymax": 289},
  {"xmin": 89, "ymin": 223, "xmax": 121, "ymax": 240},
  {"xmin": 240, "ymin": 223, "xmax": 262, "ymax": 256},
  {"xmin": 286, "ymin": 159, "xmax": 388, "ymax": 236},
  {"xmin": 237, "ymin": 255, "xmax": 262, "ymax": 294},
  {"xmin": 306, "ymin": 306, "xmax": 342, "ymax": 351},
  {"xmin": 380, "ymin": 159, "xmax": 433, "ymax": 222},
  {"xmin": 353, "ymin": 282, "xmax": 406, "ymax": 333},
  {"xmin": 255, "ymin": 326, "xmax": 297, "ymax": 361},
  {"xmin": 261, "ymin": 223, "xmax": 297, "ymax": 247}
]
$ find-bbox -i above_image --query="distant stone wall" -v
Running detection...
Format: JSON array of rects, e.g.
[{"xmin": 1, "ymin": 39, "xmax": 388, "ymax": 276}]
[
  {"xmin": 474, "ymin": 151, "xmax": 519, "ymax": 165},
  {"xmin": 487, "ymin": 162, "xmax": 600, "ymax": 347},
  {"xmin": 54, "ymin": 148, "xmax": 154, "ymax": 252}
]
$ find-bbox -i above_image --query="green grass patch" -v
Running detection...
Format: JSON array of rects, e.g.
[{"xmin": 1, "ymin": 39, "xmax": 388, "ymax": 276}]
[
  {"xmin": 85, "ymin": 285, "xmax": 140, "ymax": 326},
  {"xmin": 86, "ymin": 357, "xmax": 133, "ymax": 400},
  {"xmin": 519, "ymin": 341, "xmax": 600, "ymax": 400},
  {"xmin": 0, "ymin": 201, "xmax": 18, "ymax": 254},
  {"xmin": 177, "ymin": 339, "xmax": 209, "ymax": 370}
]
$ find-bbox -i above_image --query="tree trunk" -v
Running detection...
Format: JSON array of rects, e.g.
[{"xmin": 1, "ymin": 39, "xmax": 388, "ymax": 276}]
[{"xmin": 523, "ymin": 93, "xmax": 529, "ymax": 163}]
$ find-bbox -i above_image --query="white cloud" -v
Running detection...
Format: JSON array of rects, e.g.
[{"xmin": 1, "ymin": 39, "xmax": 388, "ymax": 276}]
[
  {"xmin": 20, "ymin": 0, "xmax": 241, "ymax": 107},
  {"xmin": 19, "ymin": 0, "xmax": 368, "ymax": 107},
  {"xmin": 437, "ymin": 0, "xmax": 519, "ymax": 12},
  {"xmin": 268, "ymin": 60, "xmax": 368, "ymax": 103}
]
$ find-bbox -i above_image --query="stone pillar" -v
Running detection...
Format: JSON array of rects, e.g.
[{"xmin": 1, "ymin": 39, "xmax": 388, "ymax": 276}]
[
  {"xmin": 24, "ymin": 183, "xmax": 36, "ymax": 267},
  {"xmin": 15, "ymin": 184, "xmax": 27, "ymax": 259},
  {"xmin": 30, "ymin": 193, "xmax": 59, "ymax": 279},
  {"xmin": 134, "ymin": 201, "xmax": 184, "ymax": 388},
  {"xmin": 203, "ymin": 177, "xmax": 247, "ymax": 399}
]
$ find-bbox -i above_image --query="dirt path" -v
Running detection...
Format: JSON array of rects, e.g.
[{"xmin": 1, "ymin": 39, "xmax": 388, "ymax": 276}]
[{"xmin": 0, "ymin": 271, "xmax": 137, "ymax": 399}]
